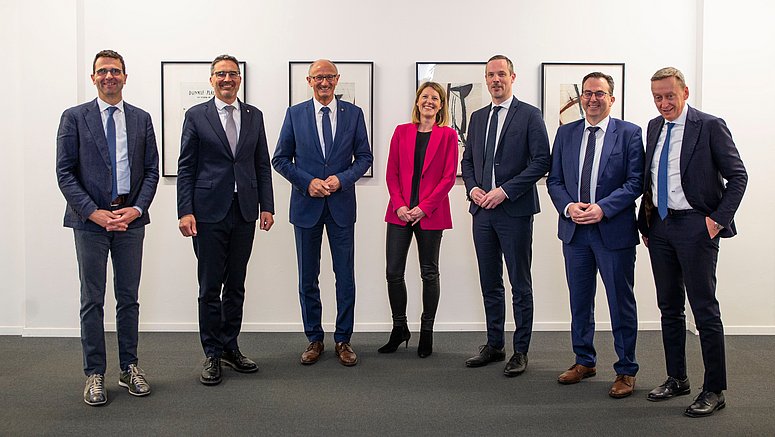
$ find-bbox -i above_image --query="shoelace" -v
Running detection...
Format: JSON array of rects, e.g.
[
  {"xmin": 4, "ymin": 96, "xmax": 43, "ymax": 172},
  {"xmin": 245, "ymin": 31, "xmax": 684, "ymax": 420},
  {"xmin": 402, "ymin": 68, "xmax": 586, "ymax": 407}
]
[
  {"xmin": 87, "ymin": 374, "xmax": 105, "ymax": 397},
  {"xmin": 127, "ymin": 365, "xmax": 149, "ymax": 388}
]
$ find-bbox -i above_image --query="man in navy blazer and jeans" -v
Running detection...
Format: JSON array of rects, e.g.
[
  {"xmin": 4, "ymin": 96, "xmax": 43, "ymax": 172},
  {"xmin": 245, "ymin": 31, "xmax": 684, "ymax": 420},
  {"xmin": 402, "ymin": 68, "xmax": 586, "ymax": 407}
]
[
  {"xmin": 57, "ymin": 49, "xmax": 159, "ymax": 405},
  {"xmin": 638, "ymin": 67, "xmax": 747, "ymax": 417},
  {"xmin": 461, "ymin": 55, "xmax": 550, "ymax": 376},
  {"xmin": 547, "ymin": 72, "xmax": 644, "ymax": 398},
  {"xmin": 273, "ymin": 59, "xmax": 372, "ymax": 367},
  {"xmin": 178, "ymin": 54, "xmax": 275, "ymax": 385}
]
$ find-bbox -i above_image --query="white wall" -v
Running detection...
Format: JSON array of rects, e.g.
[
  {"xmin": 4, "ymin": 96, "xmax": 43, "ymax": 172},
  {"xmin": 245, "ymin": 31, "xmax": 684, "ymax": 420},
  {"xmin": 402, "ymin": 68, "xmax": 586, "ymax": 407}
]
[{"xmin": 2, "ymin": 0, "xmax": 772, "ymax": 336}]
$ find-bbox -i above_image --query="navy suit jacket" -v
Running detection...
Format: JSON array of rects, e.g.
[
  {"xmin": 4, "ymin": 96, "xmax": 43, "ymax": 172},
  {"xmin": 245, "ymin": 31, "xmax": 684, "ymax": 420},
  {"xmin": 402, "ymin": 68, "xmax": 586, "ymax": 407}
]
[
  {"xmin": 272, "ymin": 98, "xmax": 373, "ymax": 228},
  {"xmin": 637, "ymin": 106, "xmax": 747, "ymax": 238},
  {"xmin": 461, "ymin": 98, "xmax": 550, "ymax": 217},
  {"xmin": 547, "ymin": 117, "xmax": 645, "ymax": 250},
  {"xmin": 177, "ymin": 98, "xmax": 274, "ymax": 223},
  {"xmin": 56, "ymin": 99, "xmax": 159, "ymax": 232}
]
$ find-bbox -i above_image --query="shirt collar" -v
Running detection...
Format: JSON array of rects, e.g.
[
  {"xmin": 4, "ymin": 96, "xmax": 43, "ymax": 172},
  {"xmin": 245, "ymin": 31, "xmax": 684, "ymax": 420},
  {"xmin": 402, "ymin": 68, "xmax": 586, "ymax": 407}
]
[
  {"xmin": 492, "ymin": 95, "xmax": 514, "ymax": 111},
  {"xmin": 313, "ymin": 97, "xmax": 337, "ymax": 114},
  {"xmin": 585, "ymin": 115, "xmax": 611, "ymax": 133},
  {"xmin": 665, "ymin": 104, "xmax": 688, "ymax": 126},
  {"xmin": 97, "ymin": 98, "xmax": 124, "ymax": 113},
  {"xmin": 214, "ymin": 97, "xmax": 240, "ymax": 111}
]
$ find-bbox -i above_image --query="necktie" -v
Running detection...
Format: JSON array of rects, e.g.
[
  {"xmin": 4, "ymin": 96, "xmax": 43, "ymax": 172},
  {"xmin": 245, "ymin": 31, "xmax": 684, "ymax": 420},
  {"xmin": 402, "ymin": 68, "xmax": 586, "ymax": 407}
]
[
  {"xmin": 224, "ymin": 105, "xmax": 238, "ymax": 156},
  {"xmin": 482, "ymin": 106, "xmax": 502, "ymax": 192},
  {"xmin": 321, "ymin": 106, "xmax": 333, "ymax": 159},
  {"xmin": 106, "ymin": 106, "xmax": 118, "ymax": 201},
  {"xmin": 657, "ymin": 122, "xmax": 676, "ymax": 220},
  {"xmin": 580, "ymin": 126, "xmax": 600, "ymax": 203}
]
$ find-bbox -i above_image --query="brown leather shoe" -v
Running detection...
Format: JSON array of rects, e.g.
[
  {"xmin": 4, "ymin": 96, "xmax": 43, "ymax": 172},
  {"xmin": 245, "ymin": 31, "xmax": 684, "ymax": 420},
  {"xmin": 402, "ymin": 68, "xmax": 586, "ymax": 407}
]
[
  {"xmin": 300, "ymin": 341, "xmax": 324, "ymax": 365},
  {"xmin": 335, "ymin": 342, "xmax": 358, "ymax": 367},
  {"xmin": 609, "ymin": 374, "xmax": 636, "ymax": 398},
  {"xmin": 558, "ymin": 363, "xmax": 596, "ymax": 384}
]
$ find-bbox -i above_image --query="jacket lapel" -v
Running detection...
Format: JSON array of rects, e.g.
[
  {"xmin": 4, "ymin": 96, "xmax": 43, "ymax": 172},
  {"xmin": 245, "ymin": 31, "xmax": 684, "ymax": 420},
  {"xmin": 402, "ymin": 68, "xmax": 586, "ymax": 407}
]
[
  {"xmin": 567, "ymin": 121, "xmax": 585, "ymax": 194},
  {"xmin": 680, "ymin": 106, "xmax": 701, "ymax": 178},
  {"xmin": 204, "ymin": 99, "xmax": 233, "ymax": 157},
  {"xmin": 597, "ymin": 118, "xmax": 618, "ymax": 178},
  {"xmin": 330, "ymin": 98, "xmax": 349, "ymax": 161},
  {"xmin": 422, "ymin": 124, "xmax": 442, "ymax": 174},
  {"xmin": 306, "ymin": 99, "xmax": 325, "ymax": 161},
  {"xmin": 124, "ymin": 103, "xmax": 138, "ymax": 164},
  {"xmin": 84, "ymin": 99, "xmax": 112, "ymax": 169},
  {"xmin": 236, "ymin": 99, "xmax": 252, "ymax": 157}
]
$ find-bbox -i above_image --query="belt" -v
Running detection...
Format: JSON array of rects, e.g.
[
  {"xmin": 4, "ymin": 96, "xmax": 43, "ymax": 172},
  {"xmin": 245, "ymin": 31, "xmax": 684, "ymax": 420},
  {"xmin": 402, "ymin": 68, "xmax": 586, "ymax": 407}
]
[
  {"xmin": 667, "ymin": 208, "xmax": 696, "ymax": 216},
  {"xmin": 110, "ymin": 194, "xmax": 127, "ymax": 208}
]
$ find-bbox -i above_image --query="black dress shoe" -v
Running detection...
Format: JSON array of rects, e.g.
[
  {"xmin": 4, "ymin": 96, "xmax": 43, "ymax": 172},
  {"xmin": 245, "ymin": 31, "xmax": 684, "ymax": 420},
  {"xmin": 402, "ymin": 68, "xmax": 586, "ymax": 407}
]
[
  {"xmin": 378, "ymin": 325, "xmax": 411, "ymax": 353},
  {"xmin": 465, "ymin": 345, "xmax": 506, "ymax": 367},
  {"xmin": 200, "ymin": 357, "xmax": 222, "ymax": 386},
  {"xmin": 647, "ymin": 376, "xmax": 690, "ymax": 401},
  {"xmin": 685, "ymin": 390, "xmax": 725, "ymax": 418},
  {"xmin": 221, "ymin": 350, "xmax": 258, "ymax": 373},
  {"xmin": 417, "ymin": 331, "xmax": 433, "ymax": 358},
  {"xmin": 503, "ymin": 352, "xmax": 528, "ymax": 377}
]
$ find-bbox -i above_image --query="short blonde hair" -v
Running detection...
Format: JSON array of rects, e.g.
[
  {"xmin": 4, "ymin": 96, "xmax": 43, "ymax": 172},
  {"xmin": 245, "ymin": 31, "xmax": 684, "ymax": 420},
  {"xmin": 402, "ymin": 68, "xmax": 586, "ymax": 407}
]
[
  {"xmin": 651, "ymin": 67, "xmax": 686, "ymax": 89},
  {"xmin": 411, "ymin": 81, "xmax": 449, "ymax": 127}
]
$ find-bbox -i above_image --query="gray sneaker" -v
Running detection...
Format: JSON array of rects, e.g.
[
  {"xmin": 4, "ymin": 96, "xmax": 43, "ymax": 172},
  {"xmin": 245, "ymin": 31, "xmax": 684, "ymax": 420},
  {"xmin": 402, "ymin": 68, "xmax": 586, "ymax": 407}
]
[
  {"xmin": 119, "ymin": 364, "xmax": 151, "ymax": 396},
  {"xmin": 84, "ymin": 374, "xmax": 107, "ymax": 406}
]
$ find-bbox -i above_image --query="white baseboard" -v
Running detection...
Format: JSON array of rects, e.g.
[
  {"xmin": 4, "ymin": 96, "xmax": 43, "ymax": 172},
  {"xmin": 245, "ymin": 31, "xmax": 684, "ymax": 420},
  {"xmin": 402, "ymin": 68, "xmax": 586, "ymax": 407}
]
[{"xmin": 0, "ymin": 326, "xmax": 23, "ymax": 335}]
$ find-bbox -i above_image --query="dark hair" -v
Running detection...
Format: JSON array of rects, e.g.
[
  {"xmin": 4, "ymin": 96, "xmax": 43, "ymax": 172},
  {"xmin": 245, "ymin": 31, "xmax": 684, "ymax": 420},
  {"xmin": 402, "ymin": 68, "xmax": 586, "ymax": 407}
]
[
  {"xmin": 210, "ymin": 54, "xmax": 240, "ymax": 75},
  {"xmin": 487, "ymin": 54, "xmax": 514, "ymax": 75},
  {"xmin": 582, "ymin": 72, "xmax": 615, "ymax": 94},
  {"xmin": 93, "ymin": 50, "xmax": 125, "ymax": 74}
]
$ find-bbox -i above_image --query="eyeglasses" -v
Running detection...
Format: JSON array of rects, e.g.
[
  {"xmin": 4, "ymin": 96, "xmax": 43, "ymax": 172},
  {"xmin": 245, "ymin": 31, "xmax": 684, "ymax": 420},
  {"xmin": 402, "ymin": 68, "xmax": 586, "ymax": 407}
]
[
  {"xmin": 309, "ymin": 74, "xmax": 338, "ymax": 83},
  {"xmin": 581, "ymin": 90, "xmax": 610, "ymax": 100},
  {"xmin": 213, "ymin": 71, "xmax": 241, "ymax": 79},
  {"xmin": 95, "ymin": 68, "xmax": 123, "ymax": 76}
]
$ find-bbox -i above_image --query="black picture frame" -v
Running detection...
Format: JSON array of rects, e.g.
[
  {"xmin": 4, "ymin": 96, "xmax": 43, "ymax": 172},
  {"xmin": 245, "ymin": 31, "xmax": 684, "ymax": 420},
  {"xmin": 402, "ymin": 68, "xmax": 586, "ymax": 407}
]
[{"xmin": 160, "ymin": 61, "xmax": 247, "ymax": 177}]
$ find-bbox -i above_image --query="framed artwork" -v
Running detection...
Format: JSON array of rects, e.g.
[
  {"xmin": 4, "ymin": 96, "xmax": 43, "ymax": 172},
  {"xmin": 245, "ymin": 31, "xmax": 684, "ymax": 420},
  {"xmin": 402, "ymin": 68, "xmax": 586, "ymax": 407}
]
[
  {"xmin": 541, "ymin": 62, "xmax": 625, "ymax": 146},
  {"xmin": 288, "ymin": 61, "xmax": 374, "ymax": 177},
  {"xmin": 416, "ymin": 62, "xmax": 488, "ymax": 176},
  {"xmin": 160, "ymin": 61, "xmax": 247, "ymax": 177}
]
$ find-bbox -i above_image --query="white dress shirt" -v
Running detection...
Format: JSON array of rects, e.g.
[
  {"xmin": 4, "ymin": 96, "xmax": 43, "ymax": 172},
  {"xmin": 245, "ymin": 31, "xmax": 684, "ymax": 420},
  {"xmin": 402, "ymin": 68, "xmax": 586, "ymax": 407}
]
[
  {"xmin": 563, "ymin": 116, "xmax": 611, "ymax": 217},
  {"xmin": 313, "ymin": 98, "xmax": 338, "ymax": 158},
  {"xmin": 97, "ymin": 98, "xmax": 129, "ymax": 196},
  {"xmin": 650, "ymin": 104, "xmax": 692, "ymax": 210}
]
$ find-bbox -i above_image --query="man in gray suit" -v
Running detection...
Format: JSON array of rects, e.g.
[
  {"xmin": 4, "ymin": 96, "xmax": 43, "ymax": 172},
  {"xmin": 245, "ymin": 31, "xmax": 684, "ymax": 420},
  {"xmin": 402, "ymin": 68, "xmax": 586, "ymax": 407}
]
[{"xmin": 56, "ymin": 49, "xmax": 159, "ymax": 406}]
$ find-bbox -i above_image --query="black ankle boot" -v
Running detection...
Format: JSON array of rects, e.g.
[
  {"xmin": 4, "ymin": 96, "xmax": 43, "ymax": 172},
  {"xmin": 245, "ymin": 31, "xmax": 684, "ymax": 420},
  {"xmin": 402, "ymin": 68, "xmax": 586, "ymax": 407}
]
[
  {"xmin": 418, "ymin": 331, "xmax": 433, "ymax": 358},
  {"xmin": 378, "ymin": 325, "xmax": 411, "ymax": 353}
]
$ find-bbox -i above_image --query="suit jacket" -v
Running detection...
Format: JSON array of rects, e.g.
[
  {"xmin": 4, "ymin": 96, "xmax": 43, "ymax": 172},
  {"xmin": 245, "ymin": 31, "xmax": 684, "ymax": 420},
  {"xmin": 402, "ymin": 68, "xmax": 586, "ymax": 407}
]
[
  {"xmin": 547, "ymin": 117, "xmax": 645, "ymax": 250},
  {"xmin": 461, "ymin": 98, "xmax": 550, "ymax": 217},
  {"xmin": 272, "ymin": 98, "xmax": 373, "ymax": 228},
  {"xmin": 56, "ymin": 99, "xmax": 159, "ymax": 232},
  {"xmin": 177, "ymin": 98, "xmax": 274, "ymax": 223},
  {"xmin": 637, "ymin": 106, "xmax": 747, "ymax": 238},
  {"xmin": 384, "ymin": 123, "xmax": 457, "ymax": 230}
]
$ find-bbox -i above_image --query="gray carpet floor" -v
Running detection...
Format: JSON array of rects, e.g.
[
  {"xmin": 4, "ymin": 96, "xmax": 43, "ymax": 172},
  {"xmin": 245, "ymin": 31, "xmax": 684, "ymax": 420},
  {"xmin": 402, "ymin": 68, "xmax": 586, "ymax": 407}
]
[{"xmin": 1, "ymin": 331, "xmax": 773, "ymax": 436}]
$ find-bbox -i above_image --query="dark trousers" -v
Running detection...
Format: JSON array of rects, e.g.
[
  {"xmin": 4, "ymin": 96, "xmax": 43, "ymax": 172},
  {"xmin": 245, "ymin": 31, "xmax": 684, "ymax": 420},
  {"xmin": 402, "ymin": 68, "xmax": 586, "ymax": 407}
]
[
  {"xmin": 294, "ymin": 202, "xmax": 356, "ymax": 344},
  {"xmin": 648, "ymin": 210, "xmax": 726, "ymax": 392},
  {"xmin": 385, "ymin": 223, "xmax": 443, "ymax": 332},
  {"xmin": 563, "ymin": 224, "xmax": 639, "ymax": 376},
  {"xmin": 472, "ymin": 208, "xmax": 534, "ymax": 353},
  {"xmin": 74, "ymin": 227, "xmax": 144, "ymax": 375},
  {"xmin": 193, "ymin": 197, "xmax": 256, "ymax": 358}
]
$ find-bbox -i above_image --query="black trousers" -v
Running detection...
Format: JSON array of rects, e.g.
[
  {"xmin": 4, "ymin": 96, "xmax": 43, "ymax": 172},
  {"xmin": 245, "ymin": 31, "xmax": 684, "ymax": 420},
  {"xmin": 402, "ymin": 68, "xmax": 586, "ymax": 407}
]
[
  {"xmin": 648, "ymin": 210, "xmax": 726, "ymax": 392},
  {"xmin": 193, "ymin": 197, "xmax": 256, "ymax": 358},
  {"xmin": 385, "ymin": 223, "xmax": 443, "ymax": 331}
]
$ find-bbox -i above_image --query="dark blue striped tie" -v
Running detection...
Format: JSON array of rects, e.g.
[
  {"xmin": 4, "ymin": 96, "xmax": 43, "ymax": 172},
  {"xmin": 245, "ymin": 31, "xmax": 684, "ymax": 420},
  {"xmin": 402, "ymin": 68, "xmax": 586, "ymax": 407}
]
[
  {"xmin": 482, "ymin": 106, "xmax": 502, "ymax": 192},
  {"xmin": 580, "ymin": 126, "xmax": 599, "ymax": 203}
]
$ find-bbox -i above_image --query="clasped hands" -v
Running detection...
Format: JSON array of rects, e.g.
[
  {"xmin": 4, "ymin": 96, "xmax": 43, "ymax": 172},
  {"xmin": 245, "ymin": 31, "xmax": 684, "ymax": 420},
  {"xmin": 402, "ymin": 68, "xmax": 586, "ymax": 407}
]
[
  {"xmin": 307, "ymin": 175, "xmax": 341, "ymax": 197},
  {"xmin": 396, "ymin": 206, "xmax": 426, "ymax": 226},
  {"xmin": 471, "ymin": 187, "xmax": 507, "ymax": 210},
  {"xmin": 89, "ymin": 208, "xmax": 140, "ymax": 232},
  {"xmin": 568, "ymin": 202, "xmax": 604, "ymax": 225}
]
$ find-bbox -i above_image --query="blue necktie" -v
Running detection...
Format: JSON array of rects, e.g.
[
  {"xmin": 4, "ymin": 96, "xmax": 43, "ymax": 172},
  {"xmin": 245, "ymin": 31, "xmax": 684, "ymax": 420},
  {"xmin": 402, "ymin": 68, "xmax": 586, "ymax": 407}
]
[
  {"xmin": 657, "ymin": 122, "xmax": 676, "ymax": 220},
  {"xmin": 106, "ymin": 106, "xmax": 118, "ymax": 201},
  {"xmin": 482, "ymin": 106, "xmax": 502, "ymax": 192},
  {"xmin": 321, "ymin": 106, "xmax": 333, "ymax": 159},
  {"xmin": 580, "ymin": 126, "xmax": 600, "ymax": 204}
]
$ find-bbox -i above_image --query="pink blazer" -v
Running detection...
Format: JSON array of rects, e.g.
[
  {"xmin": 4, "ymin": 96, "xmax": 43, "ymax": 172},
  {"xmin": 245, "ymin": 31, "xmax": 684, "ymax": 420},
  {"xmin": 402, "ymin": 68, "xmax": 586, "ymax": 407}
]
[{"xmin": 384, "ymin": 123, "xmax": 458, "ymax": 230}]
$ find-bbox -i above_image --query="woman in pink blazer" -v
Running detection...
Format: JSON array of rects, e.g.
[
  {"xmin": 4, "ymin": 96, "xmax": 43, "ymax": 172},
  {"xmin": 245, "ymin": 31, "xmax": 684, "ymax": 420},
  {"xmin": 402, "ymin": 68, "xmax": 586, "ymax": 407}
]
[{"xmin": 379, "ymin": 81, "xmax": 458, "ymax": 358}]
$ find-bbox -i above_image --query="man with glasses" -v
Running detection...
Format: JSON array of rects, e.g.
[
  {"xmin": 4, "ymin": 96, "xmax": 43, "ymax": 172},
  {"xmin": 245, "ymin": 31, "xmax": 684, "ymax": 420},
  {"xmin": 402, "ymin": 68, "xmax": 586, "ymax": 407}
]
[
  {"xmin": 638, "ymin": 67, "xmax": 747, "ymax": 417},
  {"xmin": 273, "ymin": 59, "xmax": 372, "ymax": 367},
  {"xmin": 178, "ymin": 54, "xmax": 275, "ymax": 385},
  {"xmin": 461, "ymin": 55, "xmax": 550, "ymax": 376},
  {"xmin": 547, "ymin": 72, "xmax": 644, "ymax": 398},
  {"xmin": 56, "ymin": 49, "xmax": 159, "ymax": 405}
]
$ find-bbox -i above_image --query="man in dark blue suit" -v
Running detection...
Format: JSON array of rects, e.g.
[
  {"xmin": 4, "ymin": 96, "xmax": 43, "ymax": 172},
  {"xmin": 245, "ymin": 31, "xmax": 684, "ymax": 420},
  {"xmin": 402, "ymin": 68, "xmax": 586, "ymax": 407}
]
[
  {"xmin": 638, "ymin": 67, "xmax": 747, "ymax": 417},
  {"xmin": 547, "ymin": 72, "xmax": 644, "ymax": 398},
  {"xmin": 273, "ymin": 59, "xmax": 372, "ymax": 367},
  {"xmin": 178, "ymin": 54, "xmax": 275, "ymax": 385},
  {"xmin": 57, "ymin": 50, "xmax": 159, "ymax": 405},
  {"xmin": 461, "ymin": 55, "xmax": 550, "ymax": 376}
]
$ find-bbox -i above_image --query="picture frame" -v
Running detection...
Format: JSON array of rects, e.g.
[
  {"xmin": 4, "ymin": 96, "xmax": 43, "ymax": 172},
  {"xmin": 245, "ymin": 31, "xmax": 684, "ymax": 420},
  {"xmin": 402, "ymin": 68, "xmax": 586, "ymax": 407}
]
[
  {"xmin": 288, "ymin": 61, "xmax": 374, "ymax": 177},
  {"xmin": 416, "ymin": 62, "xmax": 488, "ymax": 176},
  {"xmin": 541, "ymin": 62, "xmax": 625, "ymax": 146},
  {"xmin": 161, "ymin": 61, "xmax": 247, "ymax": 177}
]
